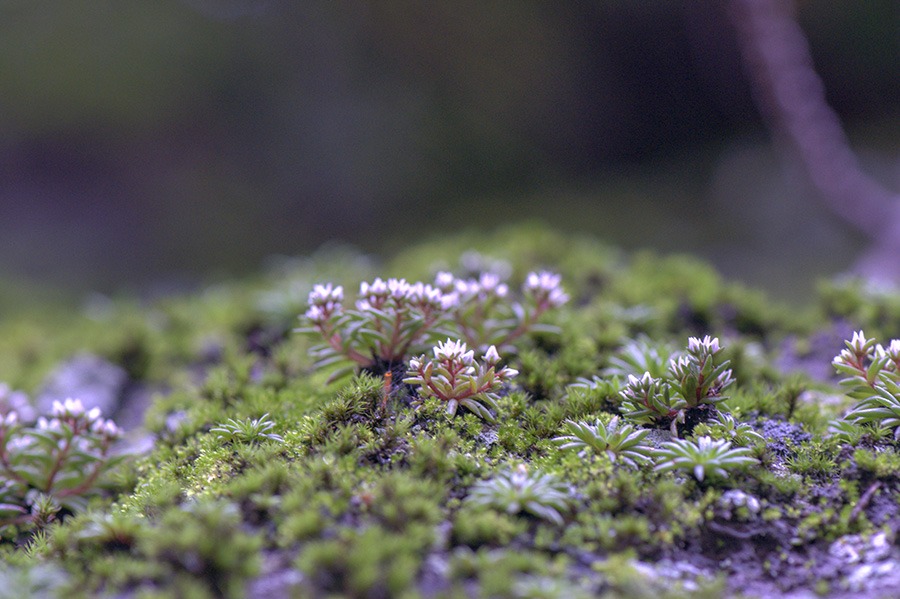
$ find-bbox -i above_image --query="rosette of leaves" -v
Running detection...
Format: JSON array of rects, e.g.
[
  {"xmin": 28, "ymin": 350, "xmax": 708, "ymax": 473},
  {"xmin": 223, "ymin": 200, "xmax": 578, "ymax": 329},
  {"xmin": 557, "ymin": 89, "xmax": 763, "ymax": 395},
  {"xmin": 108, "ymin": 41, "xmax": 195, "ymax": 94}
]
[
  {"xmin": 465, "ymin": 465, "xmax": 570, "ymax": 525},
  {"xmin": 619, "ymin": 372, "xmax": 679, "ymax": 430},
  {"xmin": 0, "ymin": 398, "xmax": 122, "ymax": 531},
  {"xmin": 830, "ymin": 331, "xmax": 900, "ymax": 440},
  {"xmin": 692, "ymin": 412, "xmax": 764, "ymax": 447},
  {"xmin": 552, "ymin": 416, "xmax": 653, "ymax": 468},
  {"xmin": 210, "ymin": 413, "xmax": 283, "ymax": 445},
  {"xmin": 653, "ymin": 436, "xmax": 758, "ymax": 482},
  {"xmin": 404, "ymin": 340, "xmax": 517, "ymax": 422}
]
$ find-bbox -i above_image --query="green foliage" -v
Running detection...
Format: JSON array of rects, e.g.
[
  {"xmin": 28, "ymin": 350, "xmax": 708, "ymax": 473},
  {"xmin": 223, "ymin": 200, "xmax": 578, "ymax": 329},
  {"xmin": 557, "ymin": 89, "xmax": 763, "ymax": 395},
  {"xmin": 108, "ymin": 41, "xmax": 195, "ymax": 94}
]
[
  {"xmin": 451, "ymin": 505, "xmax": 526, "ymax": 548},
  {"xmin": 1, "ymin": 226, "xmax": 899, "ymax": 598}
]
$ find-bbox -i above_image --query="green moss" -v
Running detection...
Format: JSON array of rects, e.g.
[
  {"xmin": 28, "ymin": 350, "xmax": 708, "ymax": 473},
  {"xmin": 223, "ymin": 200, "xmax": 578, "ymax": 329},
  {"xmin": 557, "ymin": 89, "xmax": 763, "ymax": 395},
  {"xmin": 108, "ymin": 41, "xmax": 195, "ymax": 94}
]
[{"xmin": 2, "ymin": 224, "xmax": 900, "ymax": 598}]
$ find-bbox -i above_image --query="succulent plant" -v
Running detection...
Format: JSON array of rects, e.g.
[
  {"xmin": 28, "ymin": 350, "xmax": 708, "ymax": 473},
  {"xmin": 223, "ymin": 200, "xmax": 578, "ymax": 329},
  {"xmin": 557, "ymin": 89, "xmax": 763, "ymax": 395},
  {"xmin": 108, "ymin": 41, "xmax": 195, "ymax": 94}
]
[
  {"xmin": 619, "ymin": 336, "xmax": 734, "ymax": 436},
  {"xmin": 692, "ymin": 412, "xmax": 764, "ymax": 447},
  {"xmin": 465, "ymin": 465, "xmax": 570, "ymax": 525},
  {"xmin": 210, "ymin": 413, "xmax": 283, "ymax": 444},
  {"xmin": 404, "ymin": 340, "xmax": 517, "ymax": 421},
  {"xmin": 653, "ymin": 436, "xmax": 757, "ymax": 482},
  {"xmin": 831, "ymin": 331, "xmax": 900, "ymax": 439},
  {"xmin": 552, "ymin": 416, "xmax": 653, "ymax": 468},
  {"xmin": 603, "ymin": 335, "xmax": 677, "ymax": 379}
]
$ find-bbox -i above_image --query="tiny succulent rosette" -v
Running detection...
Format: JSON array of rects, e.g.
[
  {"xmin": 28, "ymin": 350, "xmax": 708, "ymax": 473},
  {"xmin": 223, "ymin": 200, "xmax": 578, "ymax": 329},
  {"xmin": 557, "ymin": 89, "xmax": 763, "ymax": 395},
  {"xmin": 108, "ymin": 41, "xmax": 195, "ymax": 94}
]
[
  {"xmin": 298, "ymin": 269, "xmax": 567, "ymax": 381},
  {"xmin": 619, "ymin": 372, "xmax": 678, "ymax": 427},
  {"xmin": 465, "ymin": 465, "xmax": 570, "ymax": 525},
  {"xmin": 553, "ymin": 416, "xmax": 653, "ymax": 468},
  {"xmin": 653, "ymin": 436, "xmax": 758, "ymax": 482},
  {"xmin": 404, "ymin": 339, "xmax": 517, "ymax": 422},
  {"xmin": 831, "ymin": 330, "xmax": 900, "ymax": 439},
  {"xmin": 0, "ymin": 397, "xmax": 122, "ymax": 528},
  {"xmin": 210, "ymin": 413, "xmax": 283, "ymax": 444},
  {"xmin": 693, "ymin": 412, "xmax": 765, "ymax": 447}
]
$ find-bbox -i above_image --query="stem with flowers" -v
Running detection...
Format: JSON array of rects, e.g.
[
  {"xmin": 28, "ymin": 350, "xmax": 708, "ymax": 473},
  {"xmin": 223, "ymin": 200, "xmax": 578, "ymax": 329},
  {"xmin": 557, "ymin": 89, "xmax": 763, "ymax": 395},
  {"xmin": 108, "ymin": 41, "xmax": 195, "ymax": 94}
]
[
  {"xmin": 299, "ymin": 270, "xmax": 568, "ymax": 382},
  {"xmin": 0, "ymin": 397, "xmax": 122, "ymax": 532}
]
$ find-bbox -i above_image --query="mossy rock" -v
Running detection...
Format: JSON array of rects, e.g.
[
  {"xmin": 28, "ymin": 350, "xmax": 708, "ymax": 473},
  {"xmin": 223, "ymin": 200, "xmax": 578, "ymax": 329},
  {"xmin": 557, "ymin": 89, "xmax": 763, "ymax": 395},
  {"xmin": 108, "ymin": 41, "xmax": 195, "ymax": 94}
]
[{"xmin": 0, "ymin": 225, "xmax": 897, "ymax": 598}]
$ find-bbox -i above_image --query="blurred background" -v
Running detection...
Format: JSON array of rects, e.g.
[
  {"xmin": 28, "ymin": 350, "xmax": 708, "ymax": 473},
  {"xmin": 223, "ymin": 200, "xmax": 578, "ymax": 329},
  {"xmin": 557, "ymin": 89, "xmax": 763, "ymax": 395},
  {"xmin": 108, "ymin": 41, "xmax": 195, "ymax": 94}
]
[{"xmin": 1, "ymin": 0, "xmax": 899, "ymax": 303}]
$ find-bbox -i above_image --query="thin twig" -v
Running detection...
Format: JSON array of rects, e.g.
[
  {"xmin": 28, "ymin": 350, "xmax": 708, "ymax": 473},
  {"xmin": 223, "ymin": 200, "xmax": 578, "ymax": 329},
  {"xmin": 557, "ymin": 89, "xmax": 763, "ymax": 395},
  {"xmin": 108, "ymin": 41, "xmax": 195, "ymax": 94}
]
[{"xmin": 849, "ymin": 481, "xmax": 881, "ymax": 523}]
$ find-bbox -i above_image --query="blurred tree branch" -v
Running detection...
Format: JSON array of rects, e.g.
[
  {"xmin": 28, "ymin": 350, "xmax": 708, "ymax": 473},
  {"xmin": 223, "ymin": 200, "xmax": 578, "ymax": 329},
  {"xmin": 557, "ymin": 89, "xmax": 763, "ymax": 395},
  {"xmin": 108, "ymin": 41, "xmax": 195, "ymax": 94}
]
[{"xmin": 729, "ymin": 0, "xmax": 900, "ymax": 281}]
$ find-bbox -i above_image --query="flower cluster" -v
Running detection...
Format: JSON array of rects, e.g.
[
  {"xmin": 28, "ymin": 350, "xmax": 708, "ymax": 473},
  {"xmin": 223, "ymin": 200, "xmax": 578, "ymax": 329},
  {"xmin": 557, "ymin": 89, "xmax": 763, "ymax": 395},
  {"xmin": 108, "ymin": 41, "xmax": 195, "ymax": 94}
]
[
  {"xmin": 299, "ymin": 269, "xmax": 567, "ymax": 381},
  {"xmin": 404, "ymin": 339, "xmax": 517, "ymax": 421},
  {"xmin": 831, "ymin": 330, "xmax": 900, "ymax": 439},
  {"xmin": 0, "ymin": 396, "xmax": 122, "ymax": 533},
  {"xmin": 618, "ymin": 336, "xmax": 733, "ymax": 435}
]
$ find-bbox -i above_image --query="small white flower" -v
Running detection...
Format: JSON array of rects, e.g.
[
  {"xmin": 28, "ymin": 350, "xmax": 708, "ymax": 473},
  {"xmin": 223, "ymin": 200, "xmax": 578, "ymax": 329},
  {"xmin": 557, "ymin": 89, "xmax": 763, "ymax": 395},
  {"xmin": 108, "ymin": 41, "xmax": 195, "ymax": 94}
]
[
  {"xmin": 387, "ymin": 278, "xmax": 411, "ymax": 299},
  {"xmin": 305, "ymin": 305, "xmax": 325, "ymax": 323},
  {"xmin": 104, "ymin": 420, "xmax": 120, "ymax": 438},
  {"xmin": 454, "ymin": 279, "xmax": 477, "ymax": 296},
  {"xmin": 408, "ymin": 281, "xmax": 425, "ymax": 299},
  {"xmin": 849, "ymin": 330, "xmax": 869, "ymax": 352},
  {"xmin": 435, "ymin": 271, "xmax": 455, "ymax": 290},
  {"xmin": 409, "ymin": 357, "xmax": 421, "ymax": 371},
  {"xmin": 309, "ymin": 283, "xmax": 343, "ymax": 305},
  {"xmin": 434, "ymin": 338, "xmax": 464, "ymax": 360},
  {"xmin": 687, "ymin": 336, "xmax": 720, "ymax": 355},
  {"xmin": 434, "ymin": 339, "xmax": 474, "ymax": 365},
  {"xmin": 499, "ymin": 366, "xmax": 518, "ymax": 379},
  {"xmin": 524, "ymin": 271, "xmax": 568, "ymax": 307},
  {"xmin": 440, "ymin": 292, "xmax": 460, "ymax": 310},
  {"xmin": 479, "ymin": 273, "xmax": 500, "ymax": 292},
  {"xmin": 2, "ymin": 412, "xmax": 17, "ymax": 427},
  {"xmin": 366, "ymin": 278, "xmax": 388, "ymax": 297},
  {"xmin": 86, "ymin": 407, "xmax": 102, "ymax": 422},
  {"xmin": 887, "ymin": 340, "xmax": 900, "ymax": 360},
  {"xmin": 51, "ymin": 401, "xmax": 65, "ymax": 417},
  {"xmin": 483, "ymin": 345, "xmax": 501, "ymax": 364},
  {"xmin": 64, "ymin": 398, "xmax": 85, "ymax": 416}
]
